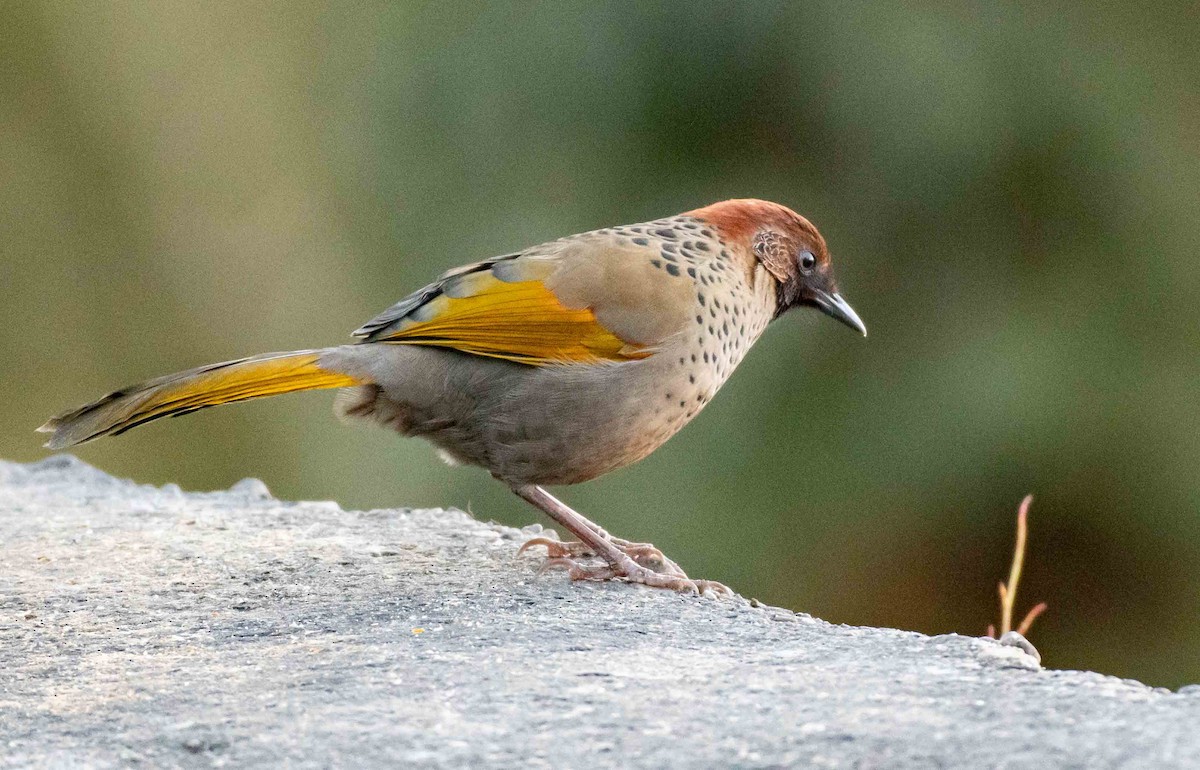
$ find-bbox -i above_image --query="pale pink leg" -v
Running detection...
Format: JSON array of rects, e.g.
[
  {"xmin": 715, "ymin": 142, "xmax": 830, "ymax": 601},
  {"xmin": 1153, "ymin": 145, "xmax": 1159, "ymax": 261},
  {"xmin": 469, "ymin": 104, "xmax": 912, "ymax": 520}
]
[{"xmin": 512, "ymin": 484, "xmax": 730, "ymax": 596}]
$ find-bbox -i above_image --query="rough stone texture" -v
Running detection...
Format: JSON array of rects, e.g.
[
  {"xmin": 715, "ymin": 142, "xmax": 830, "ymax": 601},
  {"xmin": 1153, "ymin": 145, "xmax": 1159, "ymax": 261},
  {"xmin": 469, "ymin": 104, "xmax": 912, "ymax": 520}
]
[{"xmin": 1, "ymin": 456, "xmax": 1197, "ymax": 769}]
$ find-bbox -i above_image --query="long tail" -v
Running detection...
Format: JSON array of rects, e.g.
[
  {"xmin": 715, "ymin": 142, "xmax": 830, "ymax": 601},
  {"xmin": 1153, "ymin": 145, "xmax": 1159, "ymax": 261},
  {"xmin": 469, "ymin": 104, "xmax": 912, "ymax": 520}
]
[{"xmin": 37, "ymin": 349, "xmax": 363, "ymax": 449}]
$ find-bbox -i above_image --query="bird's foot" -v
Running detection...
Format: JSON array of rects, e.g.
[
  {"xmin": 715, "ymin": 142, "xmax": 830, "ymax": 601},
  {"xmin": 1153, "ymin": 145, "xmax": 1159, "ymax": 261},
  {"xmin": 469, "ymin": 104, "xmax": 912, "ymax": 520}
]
[
  {"xmin": 518, "ymin": 535, "xmax": 732, "ymax": 597},
  {"xmin": 518, "ymin": 535, "xmax": 686, "ymax": 576},
  {"xmin": 540, "ymin": 556, "xmax": 732, "ymax": 597}
]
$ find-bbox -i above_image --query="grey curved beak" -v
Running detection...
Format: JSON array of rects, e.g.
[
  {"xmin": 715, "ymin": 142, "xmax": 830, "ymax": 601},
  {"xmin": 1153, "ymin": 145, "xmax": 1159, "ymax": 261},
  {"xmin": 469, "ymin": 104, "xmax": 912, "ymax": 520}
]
[{"xmin": 811, "ymin": 290, "xmax": 867, "ymax": 336}]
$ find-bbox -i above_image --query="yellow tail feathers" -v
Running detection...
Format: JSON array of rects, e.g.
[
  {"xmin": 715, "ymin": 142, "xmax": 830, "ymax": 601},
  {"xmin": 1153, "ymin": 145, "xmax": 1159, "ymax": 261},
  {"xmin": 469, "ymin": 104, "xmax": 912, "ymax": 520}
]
[{"xmin": 38, "ymin": 350, "xmax": 362, "ymax": 449}]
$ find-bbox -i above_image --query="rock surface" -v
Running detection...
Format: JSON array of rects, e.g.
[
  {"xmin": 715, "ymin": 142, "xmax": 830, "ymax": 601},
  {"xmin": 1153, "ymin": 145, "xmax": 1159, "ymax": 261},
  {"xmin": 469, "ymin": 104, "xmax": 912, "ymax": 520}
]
[{"xmin": 1, "ymin": 455, "xmax": 1197, "ymax": 768}]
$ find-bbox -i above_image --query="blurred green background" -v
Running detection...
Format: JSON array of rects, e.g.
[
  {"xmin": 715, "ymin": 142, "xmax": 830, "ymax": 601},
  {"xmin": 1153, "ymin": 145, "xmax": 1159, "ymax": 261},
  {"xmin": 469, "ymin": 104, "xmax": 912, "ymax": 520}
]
[{"xmin": 3, "ymin": 2, "xmax": 1198, "ymax": 687}]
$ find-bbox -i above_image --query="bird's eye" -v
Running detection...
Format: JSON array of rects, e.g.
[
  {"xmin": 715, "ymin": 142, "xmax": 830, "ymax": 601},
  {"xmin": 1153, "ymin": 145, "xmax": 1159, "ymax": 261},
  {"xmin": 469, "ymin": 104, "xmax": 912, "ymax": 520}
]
[{"xmin": 799, "ymin": 250, "xmax": 816, "ymax": 274}]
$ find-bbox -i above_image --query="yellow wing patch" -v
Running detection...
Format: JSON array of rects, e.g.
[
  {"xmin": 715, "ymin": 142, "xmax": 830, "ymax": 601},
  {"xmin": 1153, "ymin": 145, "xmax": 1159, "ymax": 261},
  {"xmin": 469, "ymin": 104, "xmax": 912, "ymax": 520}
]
[{"xmin": 376, "ymin": 276, "xmax": 651, "ymax": 365}]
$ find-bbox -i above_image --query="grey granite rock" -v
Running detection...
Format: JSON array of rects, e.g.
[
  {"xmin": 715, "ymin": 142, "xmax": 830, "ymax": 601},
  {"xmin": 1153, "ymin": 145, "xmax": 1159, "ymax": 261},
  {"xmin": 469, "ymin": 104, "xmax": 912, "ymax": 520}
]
[{"xmin": 1, "ymin": 456, "xmax": 1196, "ymax": 769}]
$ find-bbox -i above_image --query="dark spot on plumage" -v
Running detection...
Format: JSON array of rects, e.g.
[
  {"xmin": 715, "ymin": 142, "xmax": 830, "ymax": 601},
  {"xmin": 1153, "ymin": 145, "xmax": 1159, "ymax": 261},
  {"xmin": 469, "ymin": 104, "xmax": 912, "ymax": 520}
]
[
  {"xmin": 666, "ymin": 263, "xmax": 680, "ymax": 277},
  {"xmin": 688, "ymin": 374, "xmax": 695, "ymax": 384},
  {"xmin": 722, "ymin": 322, "xmax": 729, "ymax": 336},
  {"xmin": 695, "ymin": 241, "xmax": 710, "ymax": 252},
  {"xmin": 719, "ymin": 249, "xmax": 729, "ymax": 259},
  {"xmin": 678, "ymin": 357, "xmax": 685, "ymax": 365},
  {"xmin": 701, "ymin": 229, "xmax": 713, "ymax": 238},
  {"xmin": 651, "ymin": 259, "xmax": 662, "ymax": 269},
  {"xmin": 695, "ymin": 314, "xmax": 702, "ymax": 324},
  {"xmin": 698, "ymin": 293, "xmax": 706, "ymax": 305},
  {"xmin": 687, "ymin": 267, "xmax": 696, "ymax": 278},
  {"xmin": 633, "ymin": 237, "xmax": 649, "ymax": 246},
  {"xmin": 679, "ymin": 400, "xmax": 686, "ymax": 408},
  {"xmin": 703, "ymin": 352, "xmax": 710, "ymax": 363},
  {"xmin": 655, "ymin": 228, "xmax": 677, "ymax": 239},
  {"xmin": 663, "ymin": 242, "xmax": 677, "ymax": 253},
  {"xmin": 709, "ymin": 307, "xmax": 717, "ymax": 318}
]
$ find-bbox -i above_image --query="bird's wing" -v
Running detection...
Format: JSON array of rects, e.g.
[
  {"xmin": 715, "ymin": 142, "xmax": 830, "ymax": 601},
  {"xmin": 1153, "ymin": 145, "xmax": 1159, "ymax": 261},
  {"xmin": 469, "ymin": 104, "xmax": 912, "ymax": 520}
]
[{"xmin": 353, "ymin": 232, "xmax": 694, "ymax": 366}]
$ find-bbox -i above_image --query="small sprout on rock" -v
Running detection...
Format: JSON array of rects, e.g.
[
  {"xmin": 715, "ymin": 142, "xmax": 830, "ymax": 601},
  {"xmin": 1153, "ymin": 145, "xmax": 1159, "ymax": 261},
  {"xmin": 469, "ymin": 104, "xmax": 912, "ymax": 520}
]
[{"xmin": 986, "ymin": 494, "xmax": 1048, "ymax": 640}]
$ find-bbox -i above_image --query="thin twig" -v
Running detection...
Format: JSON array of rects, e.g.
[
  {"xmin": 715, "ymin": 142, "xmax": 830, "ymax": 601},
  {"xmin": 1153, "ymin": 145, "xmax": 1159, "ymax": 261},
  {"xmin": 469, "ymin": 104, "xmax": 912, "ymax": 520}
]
[
  {"xmin": 988, "ymin": 494, "xmax": 1047, "ymax": 640},
  {"xmin": 1000, "ymin": 495, "xmax": 1033, "ymax": 635},
  {"xmin": 1016, "ymin": 602, "xmax": 1049, "ymax": 636}
]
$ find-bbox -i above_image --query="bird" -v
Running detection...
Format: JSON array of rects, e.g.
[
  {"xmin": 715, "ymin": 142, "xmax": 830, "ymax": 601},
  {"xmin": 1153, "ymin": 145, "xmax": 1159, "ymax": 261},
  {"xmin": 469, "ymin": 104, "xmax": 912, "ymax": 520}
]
[{"xmin": 38, "ymin": 198, "xmax": 865, "ymax": 595}]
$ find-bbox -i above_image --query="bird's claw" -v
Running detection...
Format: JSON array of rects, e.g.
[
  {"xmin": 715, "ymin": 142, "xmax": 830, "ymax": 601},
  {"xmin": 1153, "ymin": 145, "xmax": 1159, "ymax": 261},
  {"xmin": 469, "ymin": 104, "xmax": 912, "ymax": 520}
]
[
  {"xmin": 517, "ymin": 536, "xmax": 584, "ymax": 560},
  {"xmin": 538, "ymin": 556, "xmax": 618, "ymax": 581},
  {"xmin": 519, "ymin": 535, "xmax": 686, "ymax": 576},
  {"xmin": 693, "ymin": 579, "xmax": 734, "ymax": 598},
  {"xmin": 520, "ymin": 534, "xmax": 731, "ymax": 597}
]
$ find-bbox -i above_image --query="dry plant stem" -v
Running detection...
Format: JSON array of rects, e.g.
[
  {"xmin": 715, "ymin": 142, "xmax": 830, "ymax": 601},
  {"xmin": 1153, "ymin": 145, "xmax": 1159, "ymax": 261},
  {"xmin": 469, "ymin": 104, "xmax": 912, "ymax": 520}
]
[
  {"xmin": 990, "ymin": 494, "xmax": 1048, "ymax": 639},
  {"xmin": 1017, "ymin": 602, "xmax": 1049, "ymax": 636},
  {"xmin": 1000, "ymin": 495, "xmax": 1033, "ymax": 635}
]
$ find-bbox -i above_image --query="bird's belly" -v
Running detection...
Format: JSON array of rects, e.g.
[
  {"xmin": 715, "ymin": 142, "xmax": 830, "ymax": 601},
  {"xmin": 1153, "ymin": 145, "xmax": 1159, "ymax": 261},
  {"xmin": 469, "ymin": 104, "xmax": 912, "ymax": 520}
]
[{"xmin": 479, "ymin": 349, "xmax": 728, "ymax": 486}]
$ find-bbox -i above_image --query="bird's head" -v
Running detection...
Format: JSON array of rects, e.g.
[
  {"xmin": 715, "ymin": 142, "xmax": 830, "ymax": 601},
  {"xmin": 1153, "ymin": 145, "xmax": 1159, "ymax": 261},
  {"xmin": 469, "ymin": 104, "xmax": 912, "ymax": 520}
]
[{"xmin": 688, "ymin": 199, "xmax": 866, "ymax": 336}]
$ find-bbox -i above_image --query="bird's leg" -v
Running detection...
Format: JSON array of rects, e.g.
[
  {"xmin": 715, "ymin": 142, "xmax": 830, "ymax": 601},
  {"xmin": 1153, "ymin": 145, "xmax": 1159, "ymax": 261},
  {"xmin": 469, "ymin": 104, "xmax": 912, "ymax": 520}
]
[
  {"xmin": 519, "ymin": 517, "xmax": 685, "ymax": 576},
  {"xmin": 513, "ymin": 486, "xmax": 680, "ymax": 574},
  {"xmin": 511, "ymin": 484, "xmax": 728, "ymax": 596},
  {"xmin": 514, "ymin": 489, "xmax": 686, "ymax": 576},
  {"xmin": 578, "ymin": 522, "xmax": 670, "ymax": 561}
]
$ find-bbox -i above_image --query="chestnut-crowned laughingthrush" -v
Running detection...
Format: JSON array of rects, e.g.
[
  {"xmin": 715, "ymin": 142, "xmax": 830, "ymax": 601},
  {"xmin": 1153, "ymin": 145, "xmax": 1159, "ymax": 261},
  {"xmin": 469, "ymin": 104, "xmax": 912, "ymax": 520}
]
[{"xmin": 39, "ymin": 199, "xmax": 865, "ymax": 595}]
